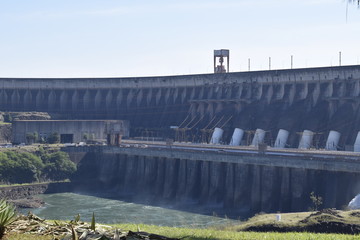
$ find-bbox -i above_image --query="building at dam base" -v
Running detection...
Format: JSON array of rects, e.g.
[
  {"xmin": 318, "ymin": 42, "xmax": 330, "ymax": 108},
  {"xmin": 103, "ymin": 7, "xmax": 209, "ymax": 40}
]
[
  {"xmin": 2, "ymin": 65, "xmax": 360, "ymax": 151},
  {"xmin": 12, "ymin": 120, "xmax": 129, "ymax": 144}
]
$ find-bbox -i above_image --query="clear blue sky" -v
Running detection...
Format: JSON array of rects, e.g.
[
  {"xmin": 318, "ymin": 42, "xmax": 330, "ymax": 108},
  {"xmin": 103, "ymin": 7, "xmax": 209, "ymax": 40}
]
[{"xmin": 0, "ymin": 0, "xmax": 359, "ymax": 77}]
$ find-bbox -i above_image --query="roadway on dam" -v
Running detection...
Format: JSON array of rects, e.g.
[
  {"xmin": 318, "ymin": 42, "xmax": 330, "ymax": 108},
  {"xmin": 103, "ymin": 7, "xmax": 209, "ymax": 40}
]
[{"xmin": 63, "ymin": 140, "xmax": 360, "ymax": 173}]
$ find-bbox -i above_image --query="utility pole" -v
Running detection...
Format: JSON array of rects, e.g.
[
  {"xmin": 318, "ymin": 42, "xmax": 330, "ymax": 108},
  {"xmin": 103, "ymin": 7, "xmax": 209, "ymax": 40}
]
[
  {"xmin": 248, "ymin": 58, "xmax": 251, "ymax": 71},
  {"xmin": 291, "ymin": 55, "xmax": 293, "ymax": 69},
  {"xmin": 269, "ymin": 57, "xmax": 271, "ymax": 70},
  {"xmin": 339, "ymin": 51, "xmax": 342, "ymax": 66}
]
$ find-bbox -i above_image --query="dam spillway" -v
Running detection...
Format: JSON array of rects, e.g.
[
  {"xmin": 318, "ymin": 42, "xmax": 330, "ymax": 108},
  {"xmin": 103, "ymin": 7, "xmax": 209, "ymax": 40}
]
[
  {"xmin": 66, "ymin": 145, "xmax": 360, "ymax": 217},
  {"xmin": 2, "ymin": 65, "xmax": 360, "ymax": 149}
]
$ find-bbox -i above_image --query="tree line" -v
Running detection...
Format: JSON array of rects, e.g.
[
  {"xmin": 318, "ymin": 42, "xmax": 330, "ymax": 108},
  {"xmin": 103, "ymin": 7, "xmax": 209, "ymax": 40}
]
[{"xmin": 0, "ymin": 149, "xmax": 76, "ymax": 184}]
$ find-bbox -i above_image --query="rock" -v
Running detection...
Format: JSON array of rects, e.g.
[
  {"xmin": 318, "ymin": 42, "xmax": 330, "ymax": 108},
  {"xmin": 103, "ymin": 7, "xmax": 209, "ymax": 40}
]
[{"xmin": 8, "ymin": 197, "xmax": 45, "ymax": 209}]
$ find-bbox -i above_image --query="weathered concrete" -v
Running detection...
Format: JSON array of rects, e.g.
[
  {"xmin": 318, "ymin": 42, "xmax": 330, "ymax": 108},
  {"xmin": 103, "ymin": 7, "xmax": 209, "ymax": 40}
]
[
  {"xmin": 69, "ymin": 148, "xmax": 360, "ymax": 217},
  {"xmin": 12, "ymin": 120, "xmax": 129, "ymax": 144},
  {"xmin": 65, "ymin": 145, "xmax": 360, "ymax": 173},
  {"xmin": 2, "ymin": 65, "xmax": 360, "ymax": 148}
]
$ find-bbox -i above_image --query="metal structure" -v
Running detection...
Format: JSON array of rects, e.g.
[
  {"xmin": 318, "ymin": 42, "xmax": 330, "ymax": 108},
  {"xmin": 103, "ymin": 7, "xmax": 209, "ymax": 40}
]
[{"xmin": 214, "ymin": 49, "xmax": 229, "ymax": 73}]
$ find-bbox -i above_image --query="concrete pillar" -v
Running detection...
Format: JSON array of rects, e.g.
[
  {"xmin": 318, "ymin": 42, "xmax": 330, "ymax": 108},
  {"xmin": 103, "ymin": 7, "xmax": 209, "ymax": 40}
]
[
  {"xmin": 274, "ymin": 129, "xmax": 289, "ymax": 148},
  {"xmin": 197, "ymin": 102, "xmax": 205, "ymax": 118},
  {"xmin": 23, "ymin": 90, "xmax": 32, "ymax": 110},
  {"xmin": 83, "ymin": 90, "xmax": 91, "ymax": 110},
  {"xmin": 164, "ymin": 88, "xmax": 171, "ymax": 104},
  {"xmin": 298, "ymin": 130, "xmax": 314, "ymax": 149},
  {"xmin": 35, "ymin": 90, "xmax": 44, "ymax": 110},
  {"xmin": 116, "ymin": 90, "xmax": 123, "ymax": 107},
  {"xmin": 298, "ymin": 83, "xmax": 308, "ymax": 100},
  {"xmin": 105, "ymin": 90, "xmax": 113, "ymax": 109},
  {"xmin": 199, "ymin": 161, "xmax": 210, "ymax": 203},
  {"xmin": 251, "ymin": 128, "xmax": 266, "ymax": 146},
  {"xmin": 0, "ymin": 90, "xmax": 8, "ymax": 108},
  {"xmin": 173, "ymin": 88, "xmax": 179, "ymax": 103},
  {"xmin": 11, "ymin": 90, "xmax": 20, "ymax": 109},
  {"xmin": 354, "ymin": 131, "xmax": 360, "ymax": 152},
  {"xmin": 253, "ymin": 84, "xmax": 263, "ymax": 100},
  {"xmin": 214, "ymin": 102, "xmax": 223, "ymax": 114},
  {"xmin": 48, "ymin": 90, "xmax": 56, "ymax": 110},
  {"xmin": 235, "ymin": 84, "xmax": 243, "ymax": 99},
  {"xmin": 229, "ymin": 128, "xmax": 244, "ymax": 146},
  {"xmin": 147, "ymin": 88, "xmax": 153, "ymax": 105},
  {"xmin": 312, "ymin": 83, "xmax": 320, "ymax": 106},
  {"xmin": 275, "ymin": 84, "xmax": 285, "ymax": 100},
  {"xmin": 205, "ymin": 103, "xmax": 214, "ymax": 119},
  {"xmin": 136, "ymin": 89, "xmax": 143, "ymax": 107},
  {"xmin": 215, "ymin": 86, "xmax": 222, "ymax": 99},
  {"xmin": 207, "ymin": 86, "xmax": 214, "ymax": 99},
  {"xmin": 210, "ymin": 127, "xmax": 224, "ymax": 144},
  {"xmin": 71, "ymin": 91, "xmax": 79, "ymax": 111},
  {"xmin": 60, "ymin": 91, "xmax": 68, "ymax": 111},
  {"xmin": 155, "ymin": 88, "xmax": 161, "ymax": 105},
  {"xmin": 265, "ymin": 85, "xmax": 273, "ymax": 104},
  {"xmin": 352, "ymin": 81, "xmax": 360, "ymax": 97},
  {"xmin": 163, "ymin": 159, "xmax": 178, "ymax": 199},
  {"xmin": 244, "ymin": 83, "xmax": 251, "ymax": 99},
  {"xmin": 189, "ymin": 87, "xmax": 196, "ymax": 100},
  {"xmin": 324, "ymin": 82, "xmax": 333, "ymax": 98},
  {"xmin": 94, "ymin": 90, "xmax": 102, "ymax": 110},
  {"xmin": 225, "ymin": 86, "xmax": 232, "ymax": 99},
  {"xmin": 288, "ymin": 84, "xmax": 296, "ymax": 105},
  {"xmin": 325, "ymin": 130, "xmax": 341, "ymax": 151},
  {"xmin": 181, "ymin": 88, "xmax": 187, "ymax": 103},
  {"xmin": 126, "ymin": 89, "xmax": 134, "ymax": 107},
  {"xmin": 337, "ymin": 82, "xmax": 346, "ymax": 98}
]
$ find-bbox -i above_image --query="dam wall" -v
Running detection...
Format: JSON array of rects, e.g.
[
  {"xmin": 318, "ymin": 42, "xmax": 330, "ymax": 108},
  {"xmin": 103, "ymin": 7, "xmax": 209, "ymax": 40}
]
[
  {"xmin": 69, "ymin": 147, "xmax": 360, "ymax": 217},
  {"xmin": 2, "ymin": 65, "xmax": 360, "ymax": 148}
]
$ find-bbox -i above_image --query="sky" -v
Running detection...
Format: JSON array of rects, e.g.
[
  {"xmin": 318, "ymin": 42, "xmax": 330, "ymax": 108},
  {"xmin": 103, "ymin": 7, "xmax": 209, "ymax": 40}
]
[{"xmin": 0, "ymin": 0, "xmax": 359, "ymax": 78}]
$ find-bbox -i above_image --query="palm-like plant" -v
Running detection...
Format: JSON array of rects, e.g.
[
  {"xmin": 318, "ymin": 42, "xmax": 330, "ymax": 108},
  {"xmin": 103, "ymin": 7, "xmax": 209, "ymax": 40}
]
[{"xmin": 0, "ymin": 199, "xmax": 17, "ymax": 239}]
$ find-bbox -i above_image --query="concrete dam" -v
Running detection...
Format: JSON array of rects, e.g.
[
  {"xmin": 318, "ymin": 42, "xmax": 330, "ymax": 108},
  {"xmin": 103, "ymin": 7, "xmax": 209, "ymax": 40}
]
[
  {"xmin": 3, "ymin": 65, "xmax": 360, "ymax": 216},
  {"xmin": 66, "ymin": 145, "xmax": 360, "ymax": 217},
  {"xmin": 2, "ymin": 65, "xmax": 360, "ymax": 149}
]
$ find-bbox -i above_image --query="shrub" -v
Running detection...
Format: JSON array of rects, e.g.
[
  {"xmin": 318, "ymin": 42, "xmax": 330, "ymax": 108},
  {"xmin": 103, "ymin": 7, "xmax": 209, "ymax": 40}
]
[
  {"xmin": 0, "ymin": 199, "xmax": 16, "ymax": 239},
  {"xmin": 47, "ymin": 132, "xmax": 60, "ymax": 144},
  {"xmin": 42, "ymin": 152, "xmax": 76, "ymax": 181}
]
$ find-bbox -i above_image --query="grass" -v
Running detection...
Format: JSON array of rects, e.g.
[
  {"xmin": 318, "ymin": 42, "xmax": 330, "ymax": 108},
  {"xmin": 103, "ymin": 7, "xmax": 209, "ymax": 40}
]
[
  {"xmin": 4, "ymin": 210, "xmax": 360, "ymax": 240},
  {"xmin": 5, "ymin": 224, "xmax": 360, "ymax": 240},
  {"xmin": 225, "ymin": 209, "xmax": 360, "ymax": 233},
  {"xmin": 0, "ymin": 180, "xmax": 70, "ymax": 188}
]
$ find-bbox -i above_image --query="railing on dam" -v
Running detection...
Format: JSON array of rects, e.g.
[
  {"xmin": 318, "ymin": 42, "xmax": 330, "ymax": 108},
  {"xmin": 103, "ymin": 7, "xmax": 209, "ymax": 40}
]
[{"xmin": 62, "ymin": 143, "xmax": 360, "ymax": 173}]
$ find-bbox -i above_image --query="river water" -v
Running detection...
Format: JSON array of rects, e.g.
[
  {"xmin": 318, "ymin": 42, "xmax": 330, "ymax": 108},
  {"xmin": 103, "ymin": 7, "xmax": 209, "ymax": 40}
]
[{"xmin": 23, "ymin": 193, "xmax": 236, "ymax": 228}]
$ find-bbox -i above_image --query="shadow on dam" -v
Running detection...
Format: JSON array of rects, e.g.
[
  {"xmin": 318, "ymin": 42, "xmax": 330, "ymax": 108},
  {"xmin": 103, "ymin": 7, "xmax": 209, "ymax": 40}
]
[{"xmin": 69, "ymin": 151, "xmax": 360, "ymax": 219}]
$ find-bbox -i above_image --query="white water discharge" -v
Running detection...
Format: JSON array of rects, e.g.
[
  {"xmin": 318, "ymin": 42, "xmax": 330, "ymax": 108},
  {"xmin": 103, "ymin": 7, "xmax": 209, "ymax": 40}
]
[
  {"xmin": 348, "ymin": 194, "xmax": 360, "ymax": 209},
  {"xmin": 23, "ymin": 193, "xmax": 235, "ymax": 228}
]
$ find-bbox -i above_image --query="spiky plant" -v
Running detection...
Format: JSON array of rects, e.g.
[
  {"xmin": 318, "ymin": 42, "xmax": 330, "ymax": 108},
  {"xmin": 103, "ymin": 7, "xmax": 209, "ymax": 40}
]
[{"xmin": 0, "ymin": 199, "xmax": 17, "ymax": 239}]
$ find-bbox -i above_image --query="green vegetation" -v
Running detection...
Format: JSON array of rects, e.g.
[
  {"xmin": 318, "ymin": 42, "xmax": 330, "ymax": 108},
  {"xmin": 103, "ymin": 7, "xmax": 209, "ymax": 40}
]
[
  {"xmin": 25, "ymin": 132, "xmax": 38, "ymax": 144},
  {"xmin": 0, "ymin": 149, "xmax": 76, "ymax": 184},
  {"xmin": 4, "ymin": 223, "xmax": 360, "ymax": 240},
  {"xmin": 26, "ymin": 131, "xmax": 60, "ymax": 144},
  {"xmin": 46, "ymin": 132, "xmax": 60, "ymax": 144},
  {"xmin": 0, "ymin": 199, "xmax": 16, "ymax": 239},
  {"xmin": 4, "ymin": 210, "xmax": 360, "ymax": 239},
  {"xmin": 310, "ymin": 191, "xmax": 323, "ymax": 211},
  {"xmin": 226, "ymin": 209, "xmax": 360, "ymax": 234}
]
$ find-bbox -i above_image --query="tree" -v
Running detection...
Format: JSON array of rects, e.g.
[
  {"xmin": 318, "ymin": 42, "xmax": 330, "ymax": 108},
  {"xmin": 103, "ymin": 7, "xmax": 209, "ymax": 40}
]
[
  {"xmin": 310, "ymin": 191, "xmax": 323, "ymax": 211},
  {"xmin": 26, "ymin": 132, "xmax": 38, "ymax": 144},
  {"xmin": 47, "ymin": 132, "xmax": 60, "ymax": 144},
  {"xmin": 0, "ymin": 151, "xmax": 43, "ymax": 184},
  {"xmin": 42, "ymin": 151, "xmax": 76, "ymax": 181}
]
